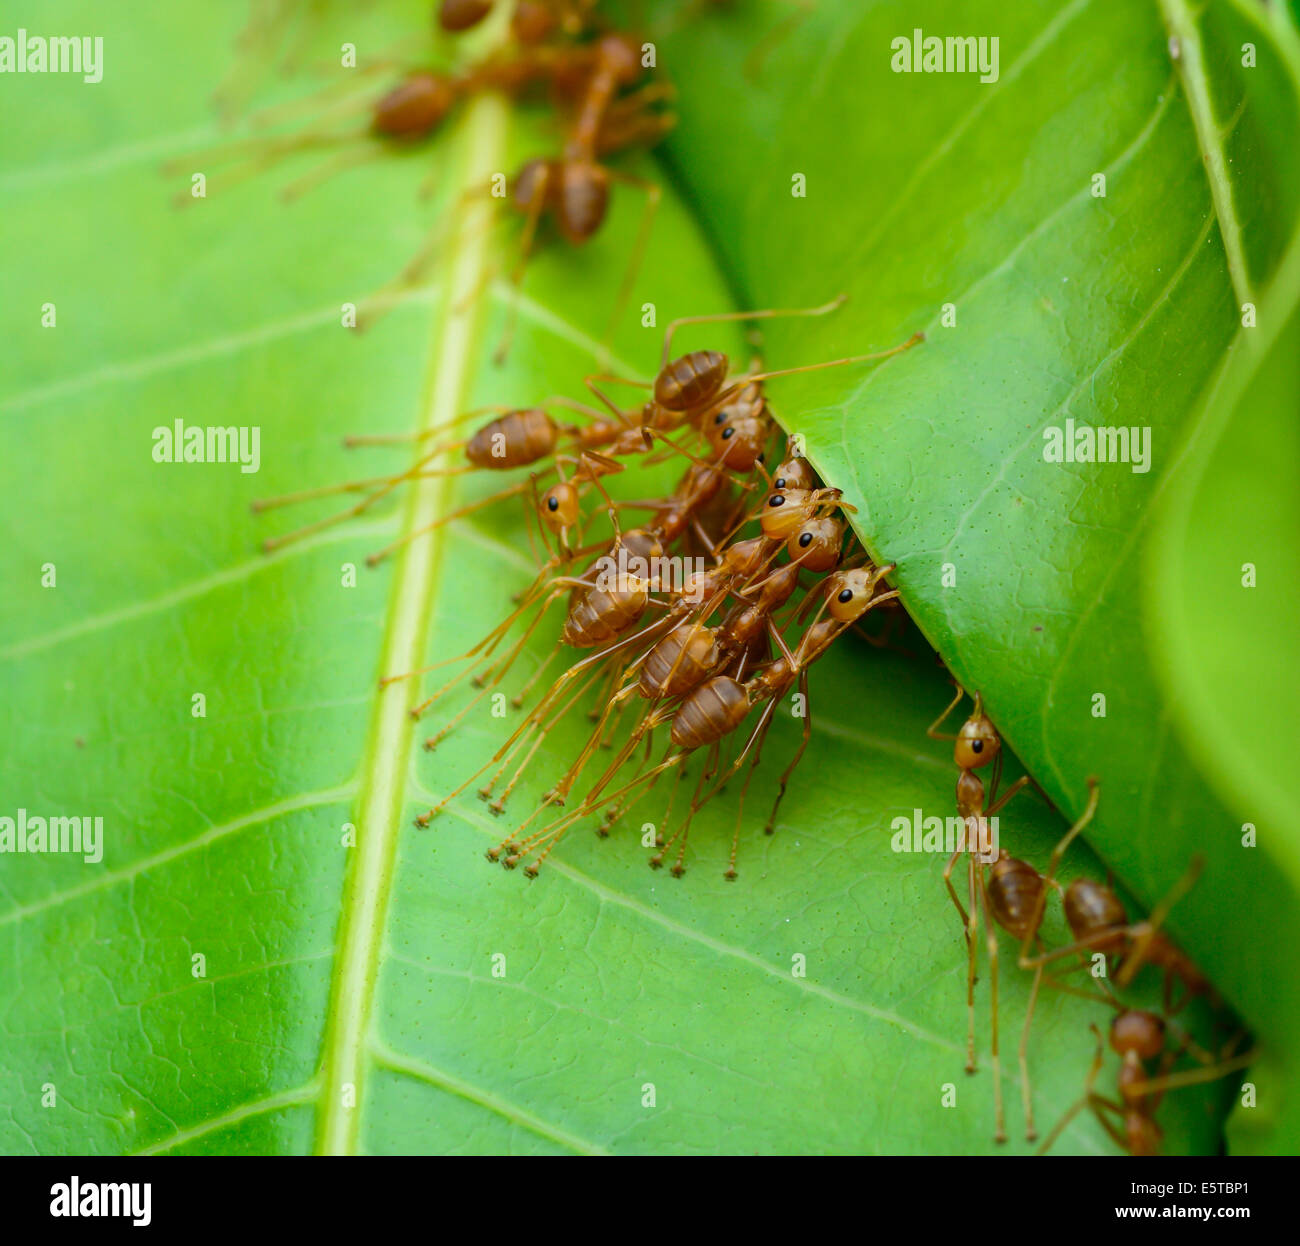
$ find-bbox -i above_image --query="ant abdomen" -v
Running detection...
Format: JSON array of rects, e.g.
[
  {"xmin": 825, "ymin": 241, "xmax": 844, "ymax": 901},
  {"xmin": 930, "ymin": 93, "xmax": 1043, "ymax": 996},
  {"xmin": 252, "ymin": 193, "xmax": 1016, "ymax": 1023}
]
[
  {"xmin": 654, "ymin": 350, "xmax": 728, "ymax": 411},
  {"xmin": 986, "ymin": 855, "xmax": 1044, "ymax": 940},
  {"xmin": 560, "ymin": 580, "xmax": 648, "ymax": 648},
  {"xmin": 670, "ymin": 676, "xmax": 750, "ymax": 750},
  {"xmin": 436, "ymin": 0, "xmax": 493, "ymax": 33},
  {"xmin": 639, "ymin": 625, "xmax": 719, "ymax": 700},
  {"xmin": 464, "ymin": 408, "xmax": 557, "ymax": 468},
  {"xmin": 556, "ymin": 161, "xmax": 611, "ymax": 244},
  {"xmin": 1063, "ymin": 878, "xmax": 1129, "ymax": 952},
  {"xmin": 371, "ymin": 72, "xmax": 457, "ymax": 138}
]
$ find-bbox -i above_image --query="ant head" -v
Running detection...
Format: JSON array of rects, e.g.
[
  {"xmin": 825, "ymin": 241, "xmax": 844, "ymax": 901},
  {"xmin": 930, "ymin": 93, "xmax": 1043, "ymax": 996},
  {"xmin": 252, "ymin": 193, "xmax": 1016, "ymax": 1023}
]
[
  {"xmin": 539, "ymin": 482, "xmax": 579, "ymax": 533},
  {"xmin": 787, "ymin": 515, "xmax": 844, "ymax": 572},
  {"xmin": 1110, "ymin": 1010, "xmax": 1165, "ymax": 1061},
  {"xmin": 772, "ymin": 457, "xmax": 817, "ymax": 492},
  {"xmin": 758, "ymin": 488, "xmax": 813, "ymax": 539},
  {"xmin": 705, "ymin": 413, "xmax": 767, "ymax": 471},
  {"xmin": 824, "ymin": 564, "xmax": 887, "ymax": 623},
  {"xmin": 556, "ymin": 161, "xmax": 611, "ymax": 244},
  {"xmin": 954, "ymin": 705, "xmax": 1000, "ymax": 770},
  {"xmin": 956, "ymin": 702, "xmax": 1003, "ymax": 769}
]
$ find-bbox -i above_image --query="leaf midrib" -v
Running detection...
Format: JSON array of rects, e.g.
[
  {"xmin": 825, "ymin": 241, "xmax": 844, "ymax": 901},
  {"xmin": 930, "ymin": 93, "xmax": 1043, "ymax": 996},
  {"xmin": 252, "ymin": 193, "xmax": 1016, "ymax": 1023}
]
[
  {"xmin": 1157, "ymin": 0, "xmax": 1255, "ymax": 307},
  {"xmin": 312, "ymin": 91, "xmax": 509, "ymax": 1157}
]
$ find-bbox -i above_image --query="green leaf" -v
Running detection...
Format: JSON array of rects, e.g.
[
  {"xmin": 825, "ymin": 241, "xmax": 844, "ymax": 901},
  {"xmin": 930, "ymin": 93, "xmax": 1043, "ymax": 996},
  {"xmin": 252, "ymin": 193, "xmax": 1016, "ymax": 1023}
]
[
  {"xmin": 0, "ymin": 0, "xmax": 1247, "ymax": 1157},
  {"xmin": 655, "ymin": 0, "xmax": 1300, "ymax": 1150}
]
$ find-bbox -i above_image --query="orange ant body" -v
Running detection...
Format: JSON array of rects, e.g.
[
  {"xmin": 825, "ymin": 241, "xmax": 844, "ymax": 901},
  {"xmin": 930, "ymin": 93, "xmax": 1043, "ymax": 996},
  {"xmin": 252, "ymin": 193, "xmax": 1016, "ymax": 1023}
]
[
  {"xmin": 1039, "ymin": 1009, "xmax": 1251, "ymax": 1156},
  {"xmin": 1017, "ymin": 792, "xmax": 1218, "ymax": 1013},
  {"xmin": 926, "ymin": 688, "xmax": 1033, "ymax": 1115},
  {"xmin": 488, "ymin": 558, "xmax": 895, "ymax": 879},
  {"xmin": 252, "ymin": 299, "xmax": 918, "ymax": 562}
]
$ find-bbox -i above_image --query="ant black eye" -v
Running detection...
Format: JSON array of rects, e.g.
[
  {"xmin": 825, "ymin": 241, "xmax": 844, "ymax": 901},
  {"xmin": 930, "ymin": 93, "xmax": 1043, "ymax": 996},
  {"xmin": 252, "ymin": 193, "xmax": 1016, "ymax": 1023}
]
[
  {"xmin": 799, "ymin": 532, "xmax": 813, "ymax": 547},
  {"xmin": 971, "ymin": 740, "xmax": 984, "ymax": 754},
  {"xmin": 721, "ymin": 427, "xmax": 735, "ymax": 439},
  {"xmin": 837, "ymin": 588, "xmax": 853, "ymax": 603},
  {"xmin": 547, "ymin": 497, "xmax": 559, "ymax": 511},
  {"xmin": 768, "ymin": 494, "xmax": 785, "ymax": 507},
  {"xmin": 714, "ymin": 412, "xmax": 726, "ymax": 424},
  {"xmin": 773, "ymin": 476, "xmax": 784, "ymax": 488}
]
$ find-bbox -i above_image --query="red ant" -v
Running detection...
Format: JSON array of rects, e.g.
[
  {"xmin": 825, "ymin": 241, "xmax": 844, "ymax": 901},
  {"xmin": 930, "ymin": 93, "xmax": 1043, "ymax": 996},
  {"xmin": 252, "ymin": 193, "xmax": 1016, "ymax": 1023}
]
[{"xmin": 1039, "ymin": 1009, "xmax": 1252, "ymax": 1155}]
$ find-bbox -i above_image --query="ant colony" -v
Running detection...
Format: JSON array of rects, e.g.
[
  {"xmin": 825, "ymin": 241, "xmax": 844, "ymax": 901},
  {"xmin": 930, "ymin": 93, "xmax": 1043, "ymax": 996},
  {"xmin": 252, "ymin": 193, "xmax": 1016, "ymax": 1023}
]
[{"xmin": 205, "ymin": 0, "xmax": 1250, "ymax": 1156}]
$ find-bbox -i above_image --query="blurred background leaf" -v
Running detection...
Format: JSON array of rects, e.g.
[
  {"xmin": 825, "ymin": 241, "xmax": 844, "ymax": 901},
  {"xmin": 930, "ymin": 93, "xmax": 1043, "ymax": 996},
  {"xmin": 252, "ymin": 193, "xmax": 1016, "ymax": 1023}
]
[{"xmin": 651, "ymin": 0, "xmax": 1300, "ymax": 1150}]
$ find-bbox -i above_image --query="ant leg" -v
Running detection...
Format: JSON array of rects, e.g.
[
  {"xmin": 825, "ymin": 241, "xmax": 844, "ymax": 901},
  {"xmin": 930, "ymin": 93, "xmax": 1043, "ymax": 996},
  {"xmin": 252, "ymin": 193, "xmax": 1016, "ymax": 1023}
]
[
  {"xmin": 1114, "ymin": 855, "xmax": 1206, "ymax": 990},
  {"xmin": 581, "ymin": 377, "xmax": 647, "ymax": 428},
  {"xmin": 1019, "ymin": 962, "xmax": 1044, "ymax": 1141},
  {"xmin": 1016, "ymin": 777, "xmax": 1100, "ymax": 970},
  {"xmin": 355, "ymin": 185, "xmax": 498, "ymax": 331},
  {"xmin": 166, "ymin": 129, "xmax": 349, "ymax": 208},
  {"xmin": 656, "ymin": 746, "xmax": 717, "ymax": 876},
  {"xmin": 595, "ymin": 83, "xmax": 678, "ymax": 152},
  {"xmin": 487, "ymin": 671, "xmax": 608, "ymax": 815},
  {"xmin": 926, "ymin": 684, "xmax": 967, "ymax": 741},
  {"xmin": 694, "ymin": 696, "xmax": 780, "ymax": 812},
  {"xmin": 600, "ymin": 170, "xmax": 661, "ymax": 357},
  {"xmin": 422, "ymin": 587, "xmax": 566, "ymax": 746},
  {"xmin": 725, "ymin": 749, "xmax": 765, "ymax": 880},
  {"xmin": 366, "ymin": 471, "xmax": 556, "ymax": 566},
  {"xmin": 1125, "ymin": 1049, "xmax": 1256, "ymax": 1100},
  {"xmin": 344, "ymin": 404, "xmax": 514, "ymax": 448},
  {"xmin": 511, "ymin": 648, "xmax": 560, "ymax": 709},
  {"xmin": 258, "ymin": 462, "xmax": 474, "ymax": 553},
  {"xmin": 251, "ymin": 470, "xmax": 434, "ymax": 514},
  {"xmin": 397, "ymin": 584, "xmax": 566, "ymax": 709},
  {"xmin": 514, "ymin": 751, "xmax": 686, "ymax": 876},
  {"xmin": 742, "ymin": 0, "xmax": 814, "ymax": 80},
  {"xmin": 977, "ymin": 867, "xmax": 1006, "ymax": 1143},
  {"xmin": 942, "ymin": 848, "xmax": 970, "ymax": 938},
  {"xmin": 763, "ymin": 667, "xmax": 812, "ymax": 835},
  {"xmin": 281, "ymin": 142, "xmax": 388, "ymax": 201},
  {"xmin": 658, "ymin": 295, "xmax": 848, "ymax": 370},
  {"xmin": 573, "ymin": 451, "xmax": 626, "ymax": 540},
  {"xmin": 984, "ymin": 773, "xmax": 1030, "ymax": 819},
  {"xmin": 1037, "ymin": 1025, "xmax": 1114, "ymax": 1154},
  {"xmin": 231, "ymin": 56, "xmax": 398, "ymax": 128},
  {"xmin": 965, "ymin": 855, "xmax": 979, "ymax": 1075},
  {"xmin": 706, "ymin": 333, "xmax": 925, "ymax": 412},
  {"xmin": 493, "ymin": 163, "xmax": 551, "ymax": 365}
]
